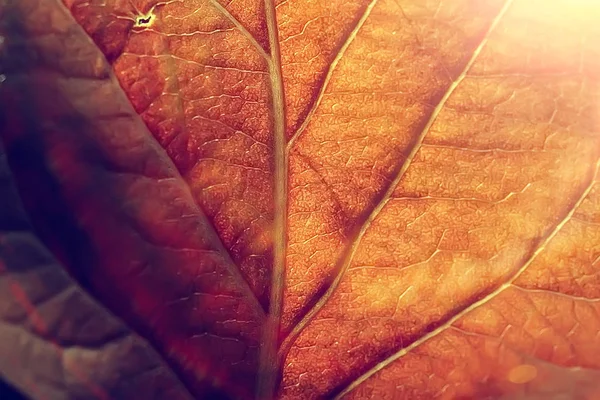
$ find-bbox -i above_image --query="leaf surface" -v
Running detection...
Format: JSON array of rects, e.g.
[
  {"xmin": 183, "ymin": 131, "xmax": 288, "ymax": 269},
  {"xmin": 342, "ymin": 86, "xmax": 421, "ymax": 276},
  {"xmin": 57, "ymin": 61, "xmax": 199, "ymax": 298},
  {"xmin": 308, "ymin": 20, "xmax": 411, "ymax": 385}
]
[
  {"xmin": 0, "ymin": 50, "xmax": 193, "ymax": 400},
  {"xmin": 1, "ymin": 0, "xmax": 600, "ymax": 399}
]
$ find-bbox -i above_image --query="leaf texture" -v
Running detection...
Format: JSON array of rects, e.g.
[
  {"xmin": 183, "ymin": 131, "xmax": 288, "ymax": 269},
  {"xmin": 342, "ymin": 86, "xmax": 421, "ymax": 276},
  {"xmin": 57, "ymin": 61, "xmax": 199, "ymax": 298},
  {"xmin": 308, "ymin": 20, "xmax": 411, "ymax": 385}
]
[
  {"xmin": 1, "ymin": 0, "xmax": 600, "ymax": 399},
  {"xmin": 0, "ymin": 86, "xmax": 193, "ymax": 400}
]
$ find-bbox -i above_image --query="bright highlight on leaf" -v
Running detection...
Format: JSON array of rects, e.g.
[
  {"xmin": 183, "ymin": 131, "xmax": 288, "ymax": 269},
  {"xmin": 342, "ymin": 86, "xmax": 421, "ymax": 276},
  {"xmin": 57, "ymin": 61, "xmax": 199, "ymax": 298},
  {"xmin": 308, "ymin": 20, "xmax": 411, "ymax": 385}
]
[
  {"xmin": 0, "ymin": 0, "xmax": 599, "ymax": 399},
  {"xmin": 134, "ymin": 12, "xmax": 155, "ymax": 28},
  {"xmin": 507, "ymin": 365, "xmax": 538, "ymax": 385}
]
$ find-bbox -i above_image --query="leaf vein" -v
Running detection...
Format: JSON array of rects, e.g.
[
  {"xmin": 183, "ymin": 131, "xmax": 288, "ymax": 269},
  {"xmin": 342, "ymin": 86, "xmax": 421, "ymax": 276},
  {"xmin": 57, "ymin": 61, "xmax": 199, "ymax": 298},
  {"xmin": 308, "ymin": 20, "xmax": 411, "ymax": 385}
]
[
  {"xmin": 286, "ymin": 0, "xmax": 379, "ymax": 151},
  {"xmin": 256, "ymin": 0, "xmax": 287, "ymax": 397},
  {"xmin": 281, "ymin": 0, "xmax": 515, "ymax": 361},
  {"xmin": 334, "ymin": 149, "xmax": 600, "ymax": 400},
  {"xmin": 209, "ymin": 0, "xmax": 269, "ymax": 61}
]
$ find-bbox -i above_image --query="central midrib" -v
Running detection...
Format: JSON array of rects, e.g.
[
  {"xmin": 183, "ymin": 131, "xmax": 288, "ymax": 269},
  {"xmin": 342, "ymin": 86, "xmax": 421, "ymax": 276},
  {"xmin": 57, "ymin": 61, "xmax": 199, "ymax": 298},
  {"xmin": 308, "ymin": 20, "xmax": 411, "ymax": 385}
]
[{"xmin": 256, "ymin": 0, "xmax": 288, "ymax": 398}]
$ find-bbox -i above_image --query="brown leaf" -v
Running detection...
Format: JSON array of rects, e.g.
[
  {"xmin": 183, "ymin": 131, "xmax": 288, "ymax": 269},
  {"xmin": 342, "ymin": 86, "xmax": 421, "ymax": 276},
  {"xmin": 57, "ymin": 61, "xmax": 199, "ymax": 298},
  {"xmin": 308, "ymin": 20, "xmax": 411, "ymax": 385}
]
[
  {"xmin": 1, "ymin": 0, "xmax": 600, "ymax": 399},
  {"xmin": 0, "ymin": 81, "xmax": 192, "ymax": 400}
]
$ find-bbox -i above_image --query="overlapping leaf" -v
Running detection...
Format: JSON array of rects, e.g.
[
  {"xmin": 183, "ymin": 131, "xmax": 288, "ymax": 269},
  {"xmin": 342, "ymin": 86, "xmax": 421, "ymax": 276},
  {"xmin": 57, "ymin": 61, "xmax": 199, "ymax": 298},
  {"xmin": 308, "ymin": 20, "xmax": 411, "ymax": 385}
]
[{"xmin": 0, "ymin": 0, "xmax": 599, "ymax": 399}]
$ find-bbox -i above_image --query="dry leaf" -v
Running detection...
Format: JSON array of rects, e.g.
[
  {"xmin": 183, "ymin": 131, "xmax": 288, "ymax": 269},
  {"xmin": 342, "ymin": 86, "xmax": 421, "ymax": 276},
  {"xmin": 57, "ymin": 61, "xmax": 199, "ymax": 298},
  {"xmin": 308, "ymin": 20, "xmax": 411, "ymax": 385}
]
[{"xmin": 1, "ymin": 0, "xmax": 600, "ymax": 399}]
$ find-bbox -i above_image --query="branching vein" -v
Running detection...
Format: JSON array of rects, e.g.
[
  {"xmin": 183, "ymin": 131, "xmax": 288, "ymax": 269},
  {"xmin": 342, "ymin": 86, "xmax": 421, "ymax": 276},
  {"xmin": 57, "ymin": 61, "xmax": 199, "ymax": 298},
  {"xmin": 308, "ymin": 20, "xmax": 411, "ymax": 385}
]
[
  {"xmin": 209, "ymin": 0, "xmax": 270, "ymax": 61},
  {"xmin": 286, "ymin": 0, "xmax": 379, "ymax": 151},
  {"xmin": 335, "ymin": 156, "xmax": 600, "ymax": 399},
  {"xmin": 280, "ymin": 0, "xmax": 514, "ymax": 362}
]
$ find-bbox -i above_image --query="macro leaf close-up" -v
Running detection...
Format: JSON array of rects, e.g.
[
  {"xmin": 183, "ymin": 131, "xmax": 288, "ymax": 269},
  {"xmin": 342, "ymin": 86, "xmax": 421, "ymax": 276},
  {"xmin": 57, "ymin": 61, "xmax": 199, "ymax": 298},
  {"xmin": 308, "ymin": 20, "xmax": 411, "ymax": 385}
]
[{"xmin": 0, "ymin": 0, "xmax": 599, "ymax": 399}]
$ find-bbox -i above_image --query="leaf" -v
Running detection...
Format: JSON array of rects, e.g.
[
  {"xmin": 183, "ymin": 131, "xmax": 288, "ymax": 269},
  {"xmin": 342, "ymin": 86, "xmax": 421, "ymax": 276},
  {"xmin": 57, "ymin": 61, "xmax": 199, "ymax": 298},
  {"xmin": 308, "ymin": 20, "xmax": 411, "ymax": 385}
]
[
  {"xmin": 0, "ymin": 0, "xmax": 600, "ymax": 399},
  {"xmin": 0, "ymin": 73, "xmax": 193, "ymax": 400}
]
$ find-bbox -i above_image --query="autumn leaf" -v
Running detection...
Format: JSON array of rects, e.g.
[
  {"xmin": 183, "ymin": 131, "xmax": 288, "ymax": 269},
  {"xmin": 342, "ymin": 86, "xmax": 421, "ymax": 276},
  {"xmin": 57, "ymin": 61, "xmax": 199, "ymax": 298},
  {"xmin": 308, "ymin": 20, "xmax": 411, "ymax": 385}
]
[{"xmin": 1, "ymin": 0, "xmax": 600, "ymax": 399}]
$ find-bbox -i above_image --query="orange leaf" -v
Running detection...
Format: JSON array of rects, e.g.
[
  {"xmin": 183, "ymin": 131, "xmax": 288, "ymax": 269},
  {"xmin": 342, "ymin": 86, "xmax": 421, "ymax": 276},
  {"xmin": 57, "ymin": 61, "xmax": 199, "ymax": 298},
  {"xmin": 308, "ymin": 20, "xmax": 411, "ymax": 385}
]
[{"xmin": 1, "ymin": 0, "xmax": 599, "ymax": 399}]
